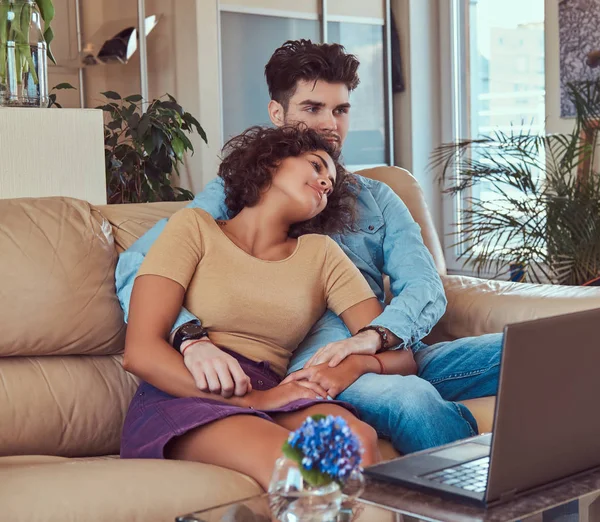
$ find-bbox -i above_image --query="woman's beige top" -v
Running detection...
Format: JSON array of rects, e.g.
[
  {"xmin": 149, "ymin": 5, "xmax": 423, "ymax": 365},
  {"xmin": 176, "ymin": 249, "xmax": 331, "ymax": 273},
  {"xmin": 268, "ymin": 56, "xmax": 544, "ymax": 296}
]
[{"xmin": 137, "ymin": 208, "xmax": 375, "ymax": 376}]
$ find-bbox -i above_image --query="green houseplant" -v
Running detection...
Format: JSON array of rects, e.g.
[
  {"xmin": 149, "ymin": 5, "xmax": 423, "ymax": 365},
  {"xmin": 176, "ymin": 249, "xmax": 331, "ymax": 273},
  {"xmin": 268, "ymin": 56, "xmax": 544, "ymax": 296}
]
[
  {"xmin": 0, "ymin": 0, "xmax": 56, "ymax": 106},
  {"xmin": 432, "ymin": 79, "xmax": 600, "ymax": 286},
  {"xmin": 98, "ymin": 91, "xmax": 207, "ymax": 204}
]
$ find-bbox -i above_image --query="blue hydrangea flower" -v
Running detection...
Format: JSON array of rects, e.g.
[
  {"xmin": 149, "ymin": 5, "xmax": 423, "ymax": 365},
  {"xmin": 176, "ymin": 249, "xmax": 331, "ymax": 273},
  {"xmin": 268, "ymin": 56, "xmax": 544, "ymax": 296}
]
[{"xmin": 285, "ymin": 415, "xmax": 363, "ymax": 485}]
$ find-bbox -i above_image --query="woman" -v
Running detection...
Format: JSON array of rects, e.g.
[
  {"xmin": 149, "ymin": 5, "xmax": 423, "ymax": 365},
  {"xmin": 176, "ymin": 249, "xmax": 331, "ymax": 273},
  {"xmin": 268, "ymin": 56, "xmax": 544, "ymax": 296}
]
[{"xmin": 121, "ymin": 125, "xmax": 415, "ymax": 489}]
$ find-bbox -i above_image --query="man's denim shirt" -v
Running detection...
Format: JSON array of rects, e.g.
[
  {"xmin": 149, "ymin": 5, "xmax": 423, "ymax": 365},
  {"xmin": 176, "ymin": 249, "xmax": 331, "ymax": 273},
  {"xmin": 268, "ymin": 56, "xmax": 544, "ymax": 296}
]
[{"xmin": 115, "ymin": 175, "xmax": 447, "ymax": 348}]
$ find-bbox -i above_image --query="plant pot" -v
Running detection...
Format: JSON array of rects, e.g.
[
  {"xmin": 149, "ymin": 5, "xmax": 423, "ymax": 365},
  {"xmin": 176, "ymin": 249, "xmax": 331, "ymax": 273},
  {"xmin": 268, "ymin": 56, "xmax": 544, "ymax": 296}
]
[
  {"xmin": 0, "ymin": 0, "xmax": 48, "ymax": 107},
  {"xmin": 268, "ymin": 456, "xmax": 365, "ymax": 522}
]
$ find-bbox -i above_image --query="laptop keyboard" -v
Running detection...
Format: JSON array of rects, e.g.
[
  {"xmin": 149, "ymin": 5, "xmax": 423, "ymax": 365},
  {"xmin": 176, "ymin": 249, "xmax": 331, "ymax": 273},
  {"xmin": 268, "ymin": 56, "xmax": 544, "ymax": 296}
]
[{"xmin": 421, "ymin": 456, "xmax": 490, "ymax": 493}]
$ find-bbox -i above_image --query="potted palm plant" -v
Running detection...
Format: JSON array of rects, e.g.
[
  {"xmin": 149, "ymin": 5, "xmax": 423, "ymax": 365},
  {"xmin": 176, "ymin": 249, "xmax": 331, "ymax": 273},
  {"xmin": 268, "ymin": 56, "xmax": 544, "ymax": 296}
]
[{"xmin": 432, "ymin": 79, "xmax": 600, "ymax": 286}]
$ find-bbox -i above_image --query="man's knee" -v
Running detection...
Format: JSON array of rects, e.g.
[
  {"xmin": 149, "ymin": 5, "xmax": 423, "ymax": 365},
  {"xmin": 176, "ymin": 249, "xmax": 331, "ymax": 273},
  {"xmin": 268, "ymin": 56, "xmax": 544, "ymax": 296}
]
[{"xmin": 343, "ymin": 373, "xmax": 438, "ymax": 410}]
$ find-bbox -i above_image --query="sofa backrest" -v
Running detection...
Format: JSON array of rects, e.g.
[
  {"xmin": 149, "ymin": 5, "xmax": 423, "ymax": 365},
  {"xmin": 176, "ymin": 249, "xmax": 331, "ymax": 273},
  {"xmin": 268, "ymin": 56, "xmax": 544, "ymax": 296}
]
[{"xmin": 0, "ymin": 197, "xmax": 137, "ymax": 457}]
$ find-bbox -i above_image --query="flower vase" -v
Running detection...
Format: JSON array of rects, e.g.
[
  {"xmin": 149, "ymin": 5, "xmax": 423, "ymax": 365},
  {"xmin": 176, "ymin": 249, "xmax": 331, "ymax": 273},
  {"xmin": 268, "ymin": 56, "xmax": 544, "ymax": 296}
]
[
  {"xmin": 268, "ymin": 457, "xmax": 365, "ymax": 522},
  {"xmin": 0, "ymin": 0, "xmax": 49, "ymax": 107}
]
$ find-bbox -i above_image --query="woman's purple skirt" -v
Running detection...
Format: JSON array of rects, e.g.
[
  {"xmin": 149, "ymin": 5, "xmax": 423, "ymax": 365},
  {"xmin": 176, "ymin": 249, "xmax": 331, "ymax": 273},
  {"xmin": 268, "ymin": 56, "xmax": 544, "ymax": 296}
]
[{"xmin": 120, "ymin": 350, "xmax": 356, "ymax": 459}]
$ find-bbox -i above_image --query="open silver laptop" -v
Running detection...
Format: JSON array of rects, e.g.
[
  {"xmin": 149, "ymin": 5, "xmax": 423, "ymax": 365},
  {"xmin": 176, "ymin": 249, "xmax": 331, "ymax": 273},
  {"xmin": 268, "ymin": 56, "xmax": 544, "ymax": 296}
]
[{"xmin": 365, "ymin": 308, "xmax": 600, "ymax": 506}]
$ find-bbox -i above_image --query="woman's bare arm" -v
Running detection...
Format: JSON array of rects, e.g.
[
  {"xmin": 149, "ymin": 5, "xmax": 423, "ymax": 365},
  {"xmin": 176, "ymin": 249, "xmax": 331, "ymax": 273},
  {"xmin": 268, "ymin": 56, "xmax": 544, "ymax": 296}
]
[
  {"xmin": 123, "ymin": 274, "xmax": 246, "ymax": 403},
  {"xmin": 338, "ymin": 297, "xmax": 383, "ymax": 335},
  {"xmin": 304, "ymin": 297, "xmax": 384, "ymax": 368},
  {"xmin": 374, "ymin": 350, "xmax": 417, "ymax": 375}
]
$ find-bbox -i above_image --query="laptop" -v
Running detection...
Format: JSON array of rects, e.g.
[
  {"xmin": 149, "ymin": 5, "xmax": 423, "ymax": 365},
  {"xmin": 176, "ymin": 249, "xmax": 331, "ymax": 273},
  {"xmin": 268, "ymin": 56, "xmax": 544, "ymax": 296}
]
[{"xmin": 365, "ymin": 308, "xmax": 600, "ymax": 506}]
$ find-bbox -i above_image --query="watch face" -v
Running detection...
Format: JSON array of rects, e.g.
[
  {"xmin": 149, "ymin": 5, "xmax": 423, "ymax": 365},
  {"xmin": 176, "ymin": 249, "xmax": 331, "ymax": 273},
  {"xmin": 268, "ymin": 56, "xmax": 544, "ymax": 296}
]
[{"xmin": 181, "ymin": 324, "xmax": 206, "ymax": 338}]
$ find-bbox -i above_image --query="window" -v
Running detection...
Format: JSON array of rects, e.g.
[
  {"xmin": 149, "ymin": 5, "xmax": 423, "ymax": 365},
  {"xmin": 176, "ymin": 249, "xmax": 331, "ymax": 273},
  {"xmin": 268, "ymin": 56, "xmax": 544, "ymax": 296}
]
[
  {"xmin": 328, "ymin": 21, "xmax": 386, "ymax": 166},
  {"xmin": 443, "ymin": 0, "xmax": 545, "ymax": 273},
  {"xmin": 220, "ymin": 12, "xmax": 319, "ymax": 141},
  {"xmin": 219, "ymin": 4, "xmax": 390, "ymax": 169},
  {"xmin": 469, "ymin": 0, "xmax": 545, "ymax": 138}
]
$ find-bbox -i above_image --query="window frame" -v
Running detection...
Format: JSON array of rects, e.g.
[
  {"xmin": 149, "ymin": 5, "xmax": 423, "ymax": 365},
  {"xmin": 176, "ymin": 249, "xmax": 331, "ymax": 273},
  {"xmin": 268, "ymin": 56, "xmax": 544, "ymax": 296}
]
[{"xmin": 439, "ymin": 0, "xmax": 471, "ymax": 275}]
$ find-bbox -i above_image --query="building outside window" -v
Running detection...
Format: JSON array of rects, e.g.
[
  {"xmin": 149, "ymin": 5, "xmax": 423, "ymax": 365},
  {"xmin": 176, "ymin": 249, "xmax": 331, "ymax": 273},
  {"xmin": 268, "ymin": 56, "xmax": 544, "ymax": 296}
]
[{"xmin": 445, "ymin": 0, "xmax": 545, "ymax": 273}]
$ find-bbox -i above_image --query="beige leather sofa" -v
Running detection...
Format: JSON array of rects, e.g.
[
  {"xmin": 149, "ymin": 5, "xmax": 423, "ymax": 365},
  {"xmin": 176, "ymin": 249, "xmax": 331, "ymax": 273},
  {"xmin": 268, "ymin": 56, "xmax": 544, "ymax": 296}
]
[{"xmin": 2, "ymin": 167, "xmax": 599, "ymax": 522}]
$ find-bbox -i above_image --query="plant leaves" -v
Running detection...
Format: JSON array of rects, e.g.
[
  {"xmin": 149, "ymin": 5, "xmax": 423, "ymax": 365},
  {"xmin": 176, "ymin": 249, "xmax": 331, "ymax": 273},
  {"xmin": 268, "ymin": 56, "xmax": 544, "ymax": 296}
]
[
  {"xmin": 183, "ymin": 112, "xmax": 208, "ymax": 143},
  {"xmin": 299, "ymin": 467, "xmax": 332, "ymax": 488},
  {"xmin": 152, "ymin": 127, "xmax": 166, "ymax": 152},
  {"xmin": 104, "ymin": 92, "xmax": 206, "ymax": 204},
  {"xmin": 105, "ymin": 134, "xmax": 118, "ymax": 148},
  {"xmin": 128, "ymin": 112, "xmax": 141, "ymax": 129},
  {"xmin": 137, "ymin": 114, "xmax": 151, "ymax": 137},
  {"xmin": 102, "ymin": 91, "xmax": 122, "ymax": 100},
  {"xmin": 54, "ymin": 82, "xmax": 76, "ymax": 90},
  {"xmin": 43, "ymin": 27, "xmax": 56, "ymax": 64},
  {"xmin": 172, "ymin": 137, "xmax": 184, "ymax": 161},
  {"xmin": 143, "ymin": 135, "xmax": 154, "ymax": 155},
  {"xmin": 282, "ymin": 441, "xmax": 303, "ymax": 463},
  {"xmin": 107, "ymin": 119, "xmax": 122, "ymax": 131},
  {"xmin": 160, "ymin": 100, "xmax": 184, "ymax": 115},
  {"xmin": 36, "ymin": 0, "xmax": 55, "ymax": 24}
]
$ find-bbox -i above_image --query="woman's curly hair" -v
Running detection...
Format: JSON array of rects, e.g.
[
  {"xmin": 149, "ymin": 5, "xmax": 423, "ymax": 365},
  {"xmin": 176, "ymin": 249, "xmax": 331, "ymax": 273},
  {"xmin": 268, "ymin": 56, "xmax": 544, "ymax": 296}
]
[{"xmin": 218, "ymin": 125, "xmax": 357, "ymax": 237}]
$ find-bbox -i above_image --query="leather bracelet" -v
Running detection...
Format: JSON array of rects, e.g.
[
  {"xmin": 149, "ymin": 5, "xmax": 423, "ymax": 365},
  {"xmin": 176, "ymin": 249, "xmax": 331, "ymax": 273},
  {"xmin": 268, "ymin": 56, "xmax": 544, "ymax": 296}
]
[
  {"xmin": 357, "ymin": 325, "xmax": 390, "ymax": 352},
  {"xmin": 180, "ymin": 337, "xmax": 211, "ymax": 356},
  {"xmin": 368, "ymin": 354, "xmax": 385, "ymax": 375}
]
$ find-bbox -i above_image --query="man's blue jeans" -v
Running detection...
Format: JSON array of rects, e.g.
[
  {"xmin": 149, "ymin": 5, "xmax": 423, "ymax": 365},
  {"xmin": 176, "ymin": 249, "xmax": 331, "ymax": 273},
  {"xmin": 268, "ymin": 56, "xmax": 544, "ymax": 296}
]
[{"xmin": 288, "ymin": 329, "xmax": 502, "ymax": 455}]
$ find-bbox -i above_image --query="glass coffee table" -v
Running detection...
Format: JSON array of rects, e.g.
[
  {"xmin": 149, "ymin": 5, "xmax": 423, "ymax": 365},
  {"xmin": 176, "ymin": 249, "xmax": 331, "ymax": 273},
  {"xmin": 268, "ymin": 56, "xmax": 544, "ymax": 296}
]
[
  {"xmin": 177, "ymin": 466, "xmax": 600, "ymax": 522},
  {"xmin": 176, "ymin": 494, "xmax": 406, "ymax": 522}
]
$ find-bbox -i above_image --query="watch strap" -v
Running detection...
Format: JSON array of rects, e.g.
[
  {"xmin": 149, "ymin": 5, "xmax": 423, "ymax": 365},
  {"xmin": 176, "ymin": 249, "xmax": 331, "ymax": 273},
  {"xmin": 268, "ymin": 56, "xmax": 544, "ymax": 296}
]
[{"xmin": 173, "ymin": 320, "xmax": 208, "ymax": 353}]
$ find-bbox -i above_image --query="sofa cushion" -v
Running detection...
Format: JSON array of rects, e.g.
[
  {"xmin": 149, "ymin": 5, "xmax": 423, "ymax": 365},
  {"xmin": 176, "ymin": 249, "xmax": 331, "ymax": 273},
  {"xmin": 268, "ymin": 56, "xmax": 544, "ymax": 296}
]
[
  {"xmin": 0, "ymin": 457, "xmax": 261, "ymax": 522},
  {"xmin": 0, "ymin": 355, "xmax": 137, "ymax": 457},
  {"xmin": 97, "ymin": 201, "xmax": 186, "ymax": 253},
  {"xmin": 0, "ymin": 455, "xmax": 69, "ymax": 468},
  {"xmin": 0, "ymin": 197, "xmax": 125, "ymax": 357}
]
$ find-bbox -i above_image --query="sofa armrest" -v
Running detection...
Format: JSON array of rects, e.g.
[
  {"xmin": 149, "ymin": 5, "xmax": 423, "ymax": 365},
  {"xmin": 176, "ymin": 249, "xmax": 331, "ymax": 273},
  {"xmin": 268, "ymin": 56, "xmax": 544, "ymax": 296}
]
[{"xmin": 426, "ymin": 275, "xmax": 600, "ymax": 342}]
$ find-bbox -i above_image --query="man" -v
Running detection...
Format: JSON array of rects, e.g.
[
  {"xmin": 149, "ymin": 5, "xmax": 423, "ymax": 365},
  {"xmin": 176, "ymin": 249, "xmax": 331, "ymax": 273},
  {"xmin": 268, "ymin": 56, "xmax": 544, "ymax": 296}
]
[{"xmin": 116, "ymin": 39, "xmax": 501, "ymax": 454}]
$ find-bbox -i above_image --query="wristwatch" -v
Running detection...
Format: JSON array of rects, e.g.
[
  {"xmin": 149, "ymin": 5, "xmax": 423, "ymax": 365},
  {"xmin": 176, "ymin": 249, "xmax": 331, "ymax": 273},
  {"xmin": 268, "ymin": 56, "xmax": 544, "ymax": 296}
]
[
  {"xmin": 173, "ymin": 320, "xmax": 208, "ymax": 353},
  {"xmin": 357, "ymin": 325, "xmax": 391, "ymax": 352}
]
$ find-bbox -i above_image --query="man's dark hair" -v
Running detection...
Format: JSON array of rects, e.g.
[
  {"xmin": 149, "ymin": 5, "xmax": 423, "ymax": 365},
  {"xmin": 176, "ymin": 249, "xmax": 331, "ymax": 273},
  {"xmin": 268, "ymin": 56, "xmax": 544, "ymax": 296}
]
[
  {"xmin": 218, "ymin": 125, "xmax": 357, "ymax": 237},
  {"xmin": 264, "ymin": 39, "xmax": 360, "ymax": 111}
]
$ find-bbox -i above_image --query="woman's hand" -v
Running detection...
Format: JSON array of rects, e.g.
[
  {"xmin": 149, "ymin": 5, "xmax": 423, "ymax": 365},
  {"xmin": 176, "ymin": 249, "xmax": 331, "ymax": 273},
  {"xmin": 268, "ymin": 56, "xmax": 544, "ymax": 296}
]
[
  {"xmin": 244, "ymin": 381, "xmax": 329, "ymax": 410},
  {"xmin": 281, "ymin": 355, "xmax": 369, "ymax": 398},
  {"xmin": 182, "ymin": 340, "xmax": 252, "ymax": 398},
  {"xmin": 304, "ymin": 329, "xmax": 381, "ymax": 368}
]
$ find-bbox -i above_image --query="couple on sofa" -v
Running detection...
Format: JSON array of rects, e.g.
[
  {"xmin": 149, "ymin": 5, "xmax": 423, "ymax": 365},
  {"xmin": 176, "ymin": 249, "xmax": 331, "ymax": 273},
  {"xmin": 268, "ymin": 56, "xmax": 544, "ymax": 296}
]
[{"xmin": 116, "ymin": 40, "xmax": 502, "ymax": 489}]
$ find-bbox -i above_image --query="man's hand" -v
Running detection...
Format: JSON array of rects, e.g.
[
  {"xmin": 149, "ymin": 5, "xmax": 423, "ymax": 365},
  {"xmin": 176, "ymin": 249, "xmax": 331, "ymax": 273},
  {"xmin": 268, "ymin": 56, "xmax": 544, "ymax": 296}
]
[
  {"xmin": 281, "ymin": 355, "xmax": 371, "ymax": 398},
  {"xmin": 304, "ymin": 329, "xmax": 381, "ymax": 368},
  {"xmin": 182, "ymin": 340, "xmax": 252, "ymax": 398},
  {"xmin": 243, "ymin": 381, "xmax": 329, "ymax": 410}
]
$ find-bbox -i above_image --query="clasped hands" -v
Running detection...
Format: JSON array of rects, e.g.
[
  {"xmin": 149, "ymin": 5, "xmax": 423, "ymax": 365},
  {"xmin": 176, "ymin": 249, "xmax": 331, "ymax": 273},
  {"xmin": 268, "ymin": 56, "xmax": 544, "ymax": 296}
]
[{"xmin": 181, "ymin": 331, "xmax": 379, "ymax": 402}]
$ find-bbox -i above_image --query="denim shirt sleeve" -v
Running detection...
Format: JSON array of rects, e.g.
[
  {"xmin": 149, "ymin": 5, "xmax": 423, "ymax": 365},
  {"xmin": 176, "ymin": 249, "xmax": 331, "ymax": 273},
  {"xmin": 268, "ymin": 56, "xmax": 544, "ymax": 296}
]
[
  {"xmin": 115, "ymin": 177, "xmax": 229, "ymax": 331},
  {"xmin": 367, "ymin": 181, "xmax": 447, "ymax": 347}
]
